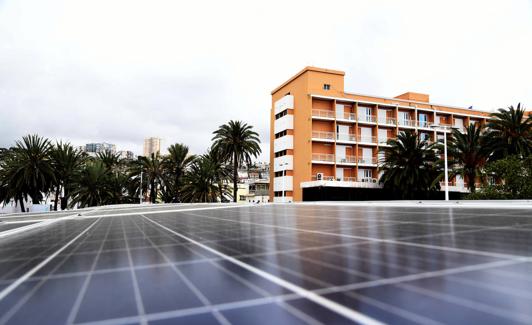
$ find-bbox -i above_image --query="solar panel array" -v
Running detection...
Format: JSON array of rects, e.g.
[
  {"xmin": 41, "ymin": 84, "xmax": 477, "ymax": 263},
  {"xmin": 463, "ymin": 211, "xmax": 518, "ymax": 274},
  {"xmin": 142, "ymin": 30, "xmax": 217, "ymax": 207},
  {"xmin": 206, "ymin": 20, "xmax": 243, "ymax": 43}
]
[{"xmin": 0, "ymin": 203, "xmax": 531, "ymax": 324}]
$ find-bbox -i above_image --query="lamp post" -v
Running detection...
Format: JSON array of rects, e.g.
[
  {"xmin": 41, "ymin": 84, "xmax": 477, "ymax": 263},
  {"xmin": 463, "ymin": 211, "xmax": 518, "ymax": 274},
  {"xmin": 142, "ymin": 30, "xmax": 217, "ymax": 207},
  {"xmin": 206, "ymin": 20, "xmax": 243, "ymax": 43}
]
[
  {"xmin": 139, "ymin": 170, "xmax": 143, "ymax": 204},
  {"xmin": 430, "ymin": 124, "xmax": 457, "ymax": 201}
]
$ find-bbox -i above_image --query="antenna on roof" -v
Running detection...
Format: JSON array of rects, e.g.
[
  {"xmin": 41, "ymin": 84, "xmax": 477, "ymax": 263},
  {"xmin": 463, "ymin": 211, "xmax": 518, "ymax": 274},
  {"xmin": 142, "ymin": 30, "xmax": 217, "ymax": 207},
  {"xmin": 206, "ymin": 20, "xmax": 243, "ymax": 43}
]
[{"xmin": 468, "ymin": 106, "xmax": 473, "ymax": 110}]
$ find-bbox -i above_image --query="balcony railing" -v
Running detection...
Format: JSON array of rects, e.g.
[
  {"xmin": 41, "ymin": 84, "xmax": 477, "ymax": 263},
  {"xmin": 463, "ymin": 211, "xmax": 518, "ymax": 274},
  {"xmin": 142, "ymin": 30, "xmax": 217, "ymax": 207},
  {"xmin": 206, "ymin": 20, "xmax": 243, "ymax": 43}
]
[
  {"xmin": 378, "ymin": 137, "xmax": 388, "ymax": 144},
  {"xmin": 378, "ymin": 117, "xmax": 397, "ymax": 125},
  {"xmin": 417, "ymin": 120, "xmax": 431, "ymax": 128},
  {"xmin": 358, "ymin": 157, "xmax": 378, "ymax": 165},
  {"xmin": 312, "ymin": 131, "xmax": 335, "ymax": 140},
  {"xmin": 398, "ymin": 119, "xmax": 416, "ymax": 127},
  {"xmin": 312, "ymin": 109, "xmax": 335, "ymax": 119},
  {"xmin": 311, "ymin": 176, "xmax": 380, "ymax": 185},
  {"xmin": 358, "ymin": 115, "xmax": 377, "ymax": 123},
  {"xmin": 311, "ymin": 175, "xmax": 335, "ymax": 181},
  {"xmin": 312, "ymin": 153, "xmax": 335, "ymax": 162},
  {"xmin": 336, "ymin": 133, "xmax": 357, "ymax": 142},
  {"xmin": 358, "ymin": 135, "xmax": 377, "ymax": 144},
  {"xmin": 338, "ymin": 112, "xmax": 356, "ymax": 121},
  {"xmin": 336, "ymin": 155, "xmax": 357, "ymax": 164}
]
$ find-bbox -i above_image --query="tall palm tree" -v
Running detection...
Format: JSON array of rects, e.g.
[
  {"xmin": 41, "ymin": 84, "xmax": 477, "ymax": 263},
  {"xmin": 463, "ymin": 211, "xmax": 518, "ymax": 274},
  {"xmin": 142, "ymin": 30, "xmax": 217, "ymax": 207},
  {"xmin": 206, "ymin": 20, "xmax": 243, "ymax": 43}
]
[
  {"xmin": 487, "ymin": 103, "xmax": 532, "ymax": 159},
  {"xmin": 380, "ymin": 131, "xmax": 440, "ymax": 198},
  {"xmin": 49, "ymin": 142, "xmax": 86, "ymax": 210},
  {"xmin": 0, "ymin": 148, "xmax": 29, "ymax": 212},
  {"xmin": 97, "ymin": 150, "xmax": 123, "ymax": 172},
  {"xmin": 212, "ymin": 120, "xmax": 261, "ymax": 202},
  {"xmin": 6, "ymin": 135, "xmax": 55, "ymax": 209},
  {"xmin": 446, "ymin": 124, "xmax": 489, "ymax": 193},
  {"xmin": 163, "ymin": 143, "xmax": 196, "ymax": 202}
]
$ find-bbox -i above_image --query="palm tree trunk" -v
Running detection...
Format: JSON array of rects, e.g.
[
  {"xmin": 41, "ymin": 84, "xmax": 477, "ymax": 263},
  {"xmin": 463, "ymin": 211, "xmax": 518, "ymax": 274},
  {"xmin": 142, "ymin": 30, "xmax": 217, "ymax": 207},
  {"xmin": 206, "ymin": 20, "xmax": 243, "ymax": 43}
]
[
  {"xmin": 19, "ymin": 197, "xmax": 26, "ymax": 213},
  {"xmin": 233, "ymin": 152, "xmax": 238, "ymax": 203},
  {"xmin": 54, "ymin": 184, "xmax": 60, "ymax": 211},
  {"xmin": 468, "ymin": 172, "xmax": 476, "ymax": 193}
]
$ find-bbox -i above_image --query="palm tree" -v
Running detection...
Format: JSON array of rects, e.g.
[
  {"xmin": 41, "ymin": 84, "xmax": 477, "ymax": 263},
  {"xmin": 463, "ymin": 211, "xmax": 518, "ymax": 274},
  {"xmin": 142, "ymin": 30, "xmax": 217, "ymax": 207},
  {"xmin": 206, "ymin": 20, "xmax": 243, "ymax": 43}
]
[
  {"xmin": 446, "ymin": 124, "xmax": 489, "ymax": 193},
  {"xmin": 163, "ymin": 143, "xmax": 196, "ymax": 202},
  {"xmin": 212, "ymin": 120, "xmax": 261, "ymax": 202},
  {"xmin": 49, "ymin": 142, "xmax": 86, "ymax": 210},
  {"xmin": 3, "ymin": 135, "xmax": 55, "ymax": 210},
  {"xmin": 139, "ymin": 153, "xmax": 164, "ymax": 203},
  {"xmin": 0, "ymin": 148, "xmax": 29, "ymax": 212},
  {"xmin": 380, "ymin": 131, "xmax": 440, "ymax": 198},
  {"xmin": 97, "ymin": 150, "xmax": 123, "ymax": 172},
  {"xmin": 487, "ymin": 103, "xmax": 532, "ymax": 159},
  {"xmin": 205, "ymin": 146, "xmax": 233, "ymax": 202},
  {"xmin": 70, "ymin": 161, "xmax": 113, "ymax": 208},
  {"xmin": 181, "ymin": 155, "xmax": 230, "ymax": 202}
]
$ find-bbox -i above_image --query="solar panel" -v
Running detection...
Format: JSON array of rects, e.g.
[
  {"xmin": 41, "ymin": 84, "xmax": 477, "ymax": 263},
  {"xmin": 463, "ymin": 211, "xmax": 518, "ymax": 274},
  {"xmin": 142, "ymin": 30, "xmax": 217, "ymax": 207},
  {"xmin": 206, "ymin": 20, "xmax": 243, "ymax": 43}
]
[{"xmin": 0, "ymin": 203, "xmax": 531, "ymax": 324}]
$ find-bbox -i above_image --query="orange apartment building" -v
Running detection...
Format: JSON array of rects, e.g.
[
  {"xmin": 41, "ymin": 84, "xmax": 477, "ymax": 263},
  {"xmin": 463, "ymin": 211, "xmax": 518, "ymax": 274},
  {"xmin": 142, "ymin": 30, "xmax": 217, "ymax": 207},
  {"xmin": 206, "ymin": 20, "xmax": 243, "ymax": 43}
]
[{"xmin": 270, "ymin": 67, "xmax": 491, "ymax": 202}]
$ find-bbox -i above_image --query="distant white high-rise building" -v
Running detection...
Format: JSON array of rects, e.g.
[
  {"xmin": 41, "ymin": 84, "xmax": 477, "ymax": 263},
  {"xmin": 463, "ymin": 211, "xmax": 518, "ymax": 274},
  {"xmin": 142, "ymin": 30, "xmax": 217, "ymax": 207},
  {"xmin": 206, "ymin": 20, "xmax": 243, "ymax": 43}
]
[{"xmin": 143, "ymin": 137, "xmax": 161, "ymax": 157}]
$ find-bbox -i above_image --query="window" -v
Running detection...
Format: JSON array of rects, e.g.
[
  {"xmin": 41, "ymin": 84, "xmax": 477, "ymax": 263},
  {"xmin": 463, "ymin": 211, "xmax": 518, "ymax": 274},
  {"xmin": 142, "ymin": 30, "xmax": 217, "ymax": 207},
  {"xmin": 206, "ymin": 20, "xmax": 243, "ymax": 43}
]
[
  {"xmin": 274, "ymin": 191, "xmax": 284, "ymax": 197},
  {"xmin": 274, "ymin": 171, "xmax": 287, "ymax": 177},
  {"xmin": 275, "ymin": 110, "xmax": 288, "ymax": 120},
  {"xmin": 323, "ymin": 84, "xmax": 330, "ymax": 90},
  {"xmin": 239, "ymin": 195, "xmax": 246, "ymax": 201},
  {"xmin": 275, "ymin": 150, "xmax": 287, "ymax": 158},
  {"xmin": 275, "ymin": 130, "xmax": 287, "ymax": 139}
]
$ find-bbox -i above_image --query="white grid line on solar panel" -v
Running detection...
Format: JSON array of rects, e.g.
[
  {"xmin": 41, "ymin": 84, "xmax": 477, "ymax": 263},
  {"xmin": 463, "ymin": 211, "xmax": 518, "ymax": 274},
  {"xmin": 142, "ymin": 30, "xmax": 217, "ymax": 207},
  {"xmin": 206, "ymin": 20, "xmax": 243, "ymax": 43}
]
[
  {"xmin": 132, "ymin": 215, "xmax": 325, "ymax": 325},
  {"xmin": 85, "ymin": 203, "xmax": 241, "ymax": 215},
  {"xmin": 294, "ymin": 201, "xmax": 532, "ymax": 210},
  {"xmin": 0, "ymin": 218, "xmax": 108, "ymax": 324},
  {"xmin": 0, "ymin": 219, "xmax": 98, "ymax": 281},
  {"xmin": 142, "ymin": 214, "xmax": 532, "ymax": 325},
  {"xmin": 129, "ymin": 216, "xmax": 233, "ymax": 325},
  {"xmin": 142, "ymin": 215, "xmax": 390, "ymax": 325},
  {"xmin": 120, "ymin": 218, "xmax": 148, "ymax": 325},
  {"xmin": 79, "ymin": 204, "xmax": 253, "ymax": 219},
  {"xmin": 66, "ymin": 218, "xmax": 114, "ymax": 324},
  {"xmin": 173, "ymin": 210, "xmax": 529, "ymax": 260},
  {"xmin": 0, "ymin": 218, "xmax": 100, "ymax": 302}
]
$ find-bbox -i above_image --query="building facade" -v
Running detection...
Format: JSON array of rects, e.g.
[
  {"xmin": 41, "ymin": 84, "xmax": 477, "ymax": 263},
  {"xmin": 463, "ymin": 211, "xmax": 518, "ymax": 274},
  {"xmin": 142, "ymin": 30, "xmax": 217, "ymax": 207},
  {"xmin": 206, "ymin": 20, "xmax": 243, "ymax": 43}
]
[
  {"xmin": 117, "ymin": 150, "xmax": 135, "ymax": 160},
  {"xmin": 143, "ymin": 137, "xmax": 161, "ymax": 157},
  {"xmin": 270, "ymin": 67, "xmax": 490, "ymax": 202},
  {"xmin": 85, "ymin": 142, "xmax": 116, "ymax": 154}
]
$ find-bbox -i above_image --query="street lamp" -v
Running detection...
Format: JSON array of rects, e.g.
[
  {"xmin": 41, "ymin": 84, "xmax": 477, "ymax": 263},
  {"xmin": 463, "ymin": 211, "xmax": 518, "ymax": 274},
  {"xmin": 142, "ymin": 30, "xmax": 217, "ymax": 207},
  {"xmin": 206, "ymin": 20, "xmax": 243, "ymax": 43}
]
[{"xmin": 429, "ymin": 124, "xmax": 458, "ymax": 201}]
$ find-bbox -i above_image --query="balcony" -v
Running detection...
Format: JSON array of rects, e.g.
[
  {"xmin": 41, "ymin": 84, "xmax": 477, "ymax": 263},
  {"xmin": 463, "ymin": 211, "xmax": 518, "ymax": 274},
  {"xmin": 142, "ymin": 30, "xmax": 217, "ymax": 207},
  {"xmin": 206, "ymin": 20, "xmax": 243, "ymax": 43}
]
[
  {"xmin": 378, "ymin": 117, "xmax": 397, "ymax": 126},
  {"xmin": 312, "ymin": 109, "xmax": 335, "ymax": 119},
  {"xmin": 337, "ymin": 112, "xmax": 357, "ymax": 122},
  {"xmin": 358, "ymin": 157, "xmax": 378, "ymax": 165},
  {"xmin": 378, "ymin": 137, "xmax": 389, "ymax": 145},
  {"xmin": 398, "ymin": 119, "xmax": 416, "ymax": 127},
  {"xmin": 417, "ymin": 120, "xmax": 431, "ymax": 129},
  {"xmin": 311, "ymin": 175, "xmax": 335, "ymax": 181},
  {"xmin": 358, "ymin": 135, "xmax": 377, "ymax": 144},
  {"xmin": 336, "ymin": 133, "xmax": 357, "ymax": 143},
  {"xmin": 358, "ymin": 115, "xmax": 377, "ymax": 124},
  {"xmin": 302, "ymin": 177, "xmax": 381, "ymax": 189},
  {"xmin": 336, "ymin": 155, "xmax": 357, "ymax": 164},
  {"xmin": 312, "ymin": 153, "xmax": 335, "ymax": 163},
  {"xmin": 312, "ymin": 131, "xmax": 335, "ymax": 141}
]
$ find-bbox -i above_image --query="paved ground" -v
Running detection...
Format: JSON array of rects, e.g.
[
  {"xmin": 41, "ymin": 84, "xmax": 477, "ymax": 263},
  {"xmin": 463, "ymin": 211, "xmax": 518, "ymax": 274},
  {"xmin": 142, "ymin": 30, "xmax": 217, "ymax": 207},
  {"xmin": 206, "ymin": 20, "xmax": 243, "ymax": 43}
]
[{"xmin": 0, "ymin": 202, "xmax": 531, "ymax": 324}]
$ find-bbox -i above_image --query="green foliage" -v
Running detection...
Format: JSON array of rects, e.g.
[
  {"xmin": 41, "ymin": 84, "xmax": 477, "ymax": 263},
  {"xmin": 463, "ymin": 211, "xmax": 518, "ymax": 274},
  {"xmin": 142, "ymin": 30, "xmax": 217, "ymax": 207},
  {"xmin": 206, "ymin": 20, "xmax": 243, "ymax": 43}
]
[
  {"xmin": 467, "ymin": 156, "xmax": 532, "ymax": 199},
  {"xmin": 486, "ymin": 103, "xmax": 532, "ymax": 159},
  {"xmin": 212, "ymin": 120, "xmax": 261, "ymax": 202},
  {"xmin": 380, "ymin": 131, "xmax": 440, "ymax": 198}
]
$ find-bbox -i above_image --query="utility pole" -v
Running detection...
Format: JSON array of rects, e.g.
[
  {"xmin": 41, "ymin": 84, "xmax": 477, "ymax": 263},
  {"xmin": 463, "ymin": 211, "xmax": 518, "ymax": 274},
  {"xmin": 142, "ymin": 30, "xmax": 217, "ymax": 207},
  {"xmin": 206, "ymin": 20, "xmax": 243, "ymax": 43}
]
[{"xmin": 140, "ymin": 170, "xmax": 143, "ymax": 204}]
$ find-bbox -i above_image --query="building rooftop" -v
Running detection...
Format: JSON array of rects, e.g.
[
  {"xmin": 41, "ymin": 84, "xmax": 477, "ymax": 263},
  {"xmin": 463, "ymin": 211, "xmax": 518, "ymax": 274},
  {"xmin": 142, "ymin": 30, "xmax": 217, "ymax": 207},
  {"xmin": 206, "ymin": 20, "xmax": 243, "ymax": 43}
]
[{"xmin": 1, "ymin": 202, "xmax": 531, "ymax": 324}]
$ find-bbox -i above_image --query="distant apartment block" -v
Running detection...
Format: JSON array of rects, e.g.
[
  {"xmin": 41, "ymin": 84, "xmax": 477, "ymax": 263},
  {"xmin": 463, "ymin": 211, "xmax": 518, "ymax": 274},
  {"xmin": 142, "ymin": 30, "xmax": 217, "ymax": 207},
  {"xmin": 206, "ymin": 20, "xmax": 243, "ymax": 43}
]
[
  {"xmin": 117, "ymin": 150, "xmax": 135, "ymax": 160},
  {"xmin": 270, "ymin": 67, "xmax": 490, "ymax": 202},
  {"xmin": 85, "ymin": 142, "xmax": 116, "ymax": 154},
  {"xmin": 143, "ymin": 137, "xmax": 161, "ymax": 157}
]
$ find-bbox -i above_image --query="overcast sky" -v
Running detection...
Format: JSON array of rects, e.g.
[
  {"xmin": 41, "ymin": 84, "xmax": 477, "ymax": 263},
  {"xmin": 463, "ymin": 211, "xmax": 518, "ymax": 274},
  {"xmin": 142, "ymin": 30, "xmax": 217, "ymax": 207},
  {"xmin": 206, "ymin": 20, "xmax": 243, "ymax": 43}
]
[{"xmin": 1, "ymin": 0, "xmax": 531, "ymax": 161}]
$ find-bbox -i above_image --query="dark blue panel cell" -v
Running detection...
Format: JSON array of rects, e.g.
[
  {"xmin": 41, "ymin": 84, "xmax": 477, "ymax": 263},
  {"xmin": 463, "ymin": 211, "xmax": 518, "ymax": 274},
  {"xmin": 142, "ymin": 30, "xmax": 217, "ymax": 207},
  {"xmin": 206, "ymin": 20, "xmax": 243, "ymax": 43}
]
[
  {"xmin": 75, "ymin": 270, "xmax": 138, "ymax": 323},
  {"xmin": 222, "ymin": 302, "xmax": 309, "ymax": 325},
  {"xmin": 148, "ymin": 312, "xmax": 219, "ymax": 325},
  {"xmin": 135, "ymin": 266, "xmax": 204, "ymax": 313}
]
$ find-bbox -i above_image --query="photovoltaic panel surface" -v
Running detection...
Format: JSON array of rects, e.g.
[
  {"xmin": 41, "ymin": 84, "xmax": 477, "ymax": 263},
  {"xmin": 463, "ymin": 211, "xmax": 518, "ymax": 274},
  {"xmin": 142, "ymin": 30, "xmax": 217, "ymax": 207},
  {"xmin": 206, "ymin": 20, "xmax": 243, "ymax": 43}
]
[{"xmin": 0, "ymin": 203, "xmax": 531, "ymax": 324}]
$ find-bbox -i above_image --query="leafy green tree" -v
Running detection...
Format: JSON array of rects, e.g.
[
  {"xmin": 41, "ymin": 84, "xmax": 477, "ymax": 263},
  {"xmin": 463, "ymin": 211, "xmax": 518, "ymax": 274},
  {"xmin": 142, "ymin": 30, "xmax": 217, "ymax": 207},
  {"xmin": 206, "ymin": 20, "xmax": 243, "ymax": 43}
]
[
  {"xmin": 468, "ymin": 156, "xmax": 532, "ymax": 199},
  {"xmin": 97, "ymin": 150, "xmax": 123, "ymax": 172},
  {"xmin": 70, "ymin": 161, "xmax": 113, "ymax": 207},
  {"xmin": 212, "ymin": 120, "xmax": 261, "ymax": 202},
  {"xmin": 380, "ymin": 131, "xmax": 440, "ymax": 198},
  {"xmin": 487, "ymin": 103, "xmax": 532, "ymax": 159},
  {"xmin": 446, "ymin": 124, "xmax": 490, "ymax": 193},
  {"xmin": 205, "ymin": 146, "xmax": 233, "ymax": 202},
  {"xmin": 163, "ymin": 143, "xmax": 196, "ymax": 202},
  {"xmin": 49, "ymin": 142, "xmax": 86, "ymax": 210},
  {"xmin": 138, "ymin": 153, "xmax": 164, "ymax": 203}
]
